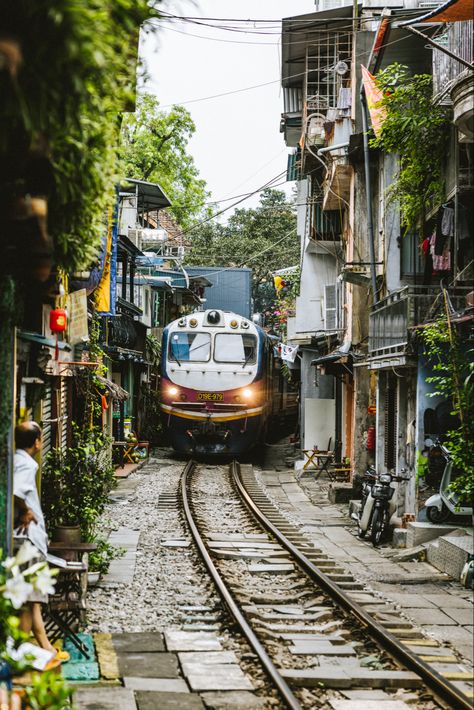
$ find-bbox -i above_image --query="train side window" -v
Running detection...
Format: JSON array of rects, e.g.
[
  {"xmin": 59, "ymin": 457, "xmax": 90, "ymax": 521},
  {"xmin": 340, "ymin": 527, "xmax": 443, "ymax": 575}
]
[
  {"xmin": 214, "ymin": 334, "xmax": 257, "ymax": 364},
  {"xmin": 169, "ymin": 332, "xmax": 211, "ymax": 362}
]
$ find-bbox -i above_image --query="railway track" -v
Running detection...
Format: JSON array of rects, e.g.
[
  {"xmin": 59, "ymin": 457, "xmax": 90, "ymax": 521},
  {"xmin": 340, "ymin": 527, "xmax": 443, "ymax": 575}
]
[{"xmin": 180, "ymin": 459, "xmax": 472, "ymax": 709}]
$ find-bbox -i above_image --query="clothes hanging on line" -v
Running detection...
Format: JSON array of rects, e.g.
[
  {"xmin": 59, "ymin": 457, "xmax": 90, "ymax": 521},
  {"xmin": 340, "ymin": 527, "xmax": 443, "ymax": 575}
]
[
  {"xmin": 434, "ymin": 204, "xmax": 454, "ymax": 255},
  {"xmin": 430, "ymin": 232, "xmax": 451, "ymax": 272}
]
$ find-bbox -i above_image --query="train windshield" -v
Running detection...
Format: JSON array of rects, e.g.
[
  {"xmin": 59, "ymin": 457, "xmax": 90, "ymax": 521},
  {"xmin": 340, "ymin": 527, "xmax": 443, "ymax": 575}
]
[
  {"xmin": 169, "ymin": 332, "xmax": 211, "ymax": 362},
  {"xmin": 214, "ymin": 334, "xmax": 257, "ymax": 364}
]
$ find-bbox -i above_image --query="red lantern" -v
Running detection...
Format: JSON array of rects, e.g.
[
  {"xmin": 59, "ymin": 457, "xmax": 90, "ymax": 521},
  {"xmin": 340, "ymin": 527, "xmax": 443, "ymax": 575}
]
[
  {"xmin": 367, "ymin": 425, "xmax": 376, "ymax": 451},
  {"xmin": 50, "ymin": 308, "xmax": 67, "ymax": 333},
  {"xmin": 49, "ymin": 308, "xmax": 67, "ymax": 360}
]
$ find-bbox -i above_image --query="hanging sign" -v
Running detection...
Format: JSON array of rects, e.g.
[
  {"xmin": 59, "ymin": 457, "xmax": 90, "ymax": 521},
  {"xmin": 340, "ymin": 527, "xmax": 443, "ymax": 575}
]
[
  {"xmin": 280, "ymin": 343, "xmax": 299, "ymax": 363},
  {"xmin": 68, "ymin": 289, "xmax": 89, "ymax": 345}
]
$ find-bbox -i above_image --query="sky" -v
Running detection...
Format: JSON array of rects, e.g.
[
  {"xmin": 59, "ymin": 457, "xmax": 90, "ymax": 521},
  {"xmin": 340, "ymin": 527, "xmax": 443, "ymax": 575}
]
[{"xmin": 140, "ymin": 0, "xmax": 315, "ymax": 217}]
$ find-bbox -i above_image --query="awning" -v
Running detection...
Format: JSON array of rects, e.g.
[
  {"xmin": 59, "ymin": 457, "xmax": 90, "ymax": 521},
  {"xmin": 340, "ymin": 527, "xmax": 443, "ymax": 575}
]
[
  {"xmin": 119, "ymin": 179, "xmax": 172, "ymax": 212},
  {"xmin": 311, "ymin": 347, "xmax": 353, "ymax": 374},
  {"xmin": 95, "ymin": 374, "xmax": 129, "ymax": 401},
  {"xmin": 19, "ymin": 331, "xmax": 71, "ymax": 351},
  {"xmin": 399, "ymin": 0, "xmax": 473, "ymax": 25}
]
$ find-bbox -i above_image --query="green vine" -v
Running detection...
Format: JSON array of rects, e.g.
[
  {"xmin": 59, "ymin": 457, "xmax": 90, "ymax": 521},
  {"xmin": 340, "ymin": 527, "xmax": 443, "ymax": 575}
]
[
  {"xmin": 370, "ymin": 64, "xmax": 450, "ymax": 231},
  {"xmin": 421, "ymin": 318, "xmax": 474, "ymax": 503}
]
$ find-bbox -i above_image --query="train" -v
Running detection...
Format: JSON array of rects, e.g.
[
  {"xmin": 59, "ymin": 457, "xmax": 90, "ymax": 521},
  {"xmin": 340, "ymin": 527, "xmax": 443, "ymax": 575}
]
[{"xmin": 160, "ymin": 309, "xmax": 297, "ymax": 456}]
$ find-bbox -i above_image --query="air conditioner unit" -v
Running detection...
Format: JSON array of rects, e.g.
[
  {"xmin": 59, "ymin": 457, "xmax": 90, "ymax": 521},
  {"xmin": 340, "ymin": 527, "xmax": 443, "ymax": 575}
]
[{"xmin": 129, "ymin": 227, "xmax": 168, "ymax": 249}]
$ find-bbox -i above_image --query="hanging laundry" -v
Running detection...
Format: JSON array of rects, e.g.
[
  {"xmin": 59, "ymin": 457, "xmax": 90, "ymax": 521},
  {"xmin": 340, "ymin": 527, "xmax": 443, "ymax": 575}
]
[
  {"xmin": 435, "ymin": 204, "xmax": 454, "ymax": 255},
  {"xmin": 430, "ymin": 232, "xmax": 451, "ymax": 272}
]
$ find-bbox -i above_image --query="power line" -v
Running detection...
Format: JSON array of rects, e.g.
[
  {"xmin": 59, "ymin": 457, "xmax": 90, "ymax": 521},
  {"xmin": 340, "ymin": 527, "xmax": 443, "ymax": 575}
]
[
  {"xmin": 171, "ymin": 170, "xmax": 288, "ymax": 240},
  {"xmin": 144, "ymin": 33, "xmax": 417, "ymax": 110}
]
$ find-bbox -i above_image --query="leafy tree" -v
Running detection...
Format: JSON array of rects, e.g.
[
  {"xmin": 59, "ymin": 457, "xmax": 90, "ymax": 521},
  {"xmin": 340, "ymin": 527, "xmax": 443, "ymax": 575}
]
[
  {"xmin": 120, "ymin": 94, "xmax": 210, "ymax": 228},
  {"xmin": 186, "ymin": 189, "xmax": 298, "ymax": 311},
  {"xmin": 370, "ymin": 64, "xmax": 450, "ymax": 232}
]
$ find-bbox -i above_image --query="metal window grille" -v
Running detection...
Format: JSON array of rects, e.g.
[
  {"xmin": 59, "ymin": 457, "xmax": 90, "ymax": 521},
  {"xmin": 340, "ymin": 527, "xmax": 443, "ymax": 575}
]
[
  {"xmin": 305, "ymin": 30, "xmax": 352, "ymax": 113},
  {"xmin": 384, "ymin": 374, "xmax": 398, "ymax": 471}
]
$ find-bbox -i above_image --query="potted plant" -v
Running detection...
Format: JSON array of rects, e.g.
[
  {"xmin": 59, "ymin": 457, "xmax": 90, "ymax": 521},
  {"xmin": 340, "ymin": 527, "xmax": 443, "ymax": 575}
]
[{"xmin": 42, "ymin": 424, "xmax": 116, "ymax": 544}]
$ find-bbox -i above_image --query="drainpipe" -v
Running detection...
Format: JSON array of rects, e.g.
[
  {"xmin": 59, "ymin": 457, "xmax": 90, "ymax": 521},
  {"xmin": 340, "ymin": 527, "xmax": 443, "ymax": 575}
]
[{"xmin": 360, "ymin": 87, "xmax": 379, "ymax": 304}]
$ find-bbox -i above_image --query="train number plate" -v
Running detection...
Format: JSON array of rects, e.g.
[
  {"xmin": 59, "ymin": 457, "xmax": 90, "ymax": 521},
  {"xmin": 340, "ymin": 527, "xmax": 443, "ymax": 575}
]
[{"xmin": 197, "ymin": 392, "xmax": 224, "ymax": 402}]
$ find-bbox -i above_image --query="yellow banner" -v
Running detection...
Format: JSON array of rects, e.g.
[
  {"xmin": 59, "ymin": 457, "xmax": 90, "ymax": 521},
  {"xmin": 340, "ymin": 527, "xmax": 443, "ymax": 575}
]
[{"xmin": 95, "ymin": 208, "xmax": 113, "ymax": 313}]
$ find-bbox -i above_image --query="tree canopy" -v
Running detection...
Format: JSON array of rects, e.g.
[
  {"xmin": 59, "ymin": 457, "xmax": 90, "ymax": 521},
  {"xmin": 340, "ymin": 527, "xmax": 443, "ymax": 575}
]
[
  {"xmin": 119, "ymin": 93, "xmax": 210, "ymax": 229},
  {"xmin": 185, "ymin": 188, "xmax": 298, "ymax": 311}
]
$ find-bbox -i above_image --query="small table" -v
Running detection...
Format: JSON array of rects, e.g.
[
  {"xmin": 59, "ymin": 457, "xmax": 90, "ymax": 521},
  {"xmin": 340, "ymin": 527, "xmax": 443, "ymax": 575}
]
[{"xmin": 45, "ymin": 542, "xmax": 98, "ymax": 658}]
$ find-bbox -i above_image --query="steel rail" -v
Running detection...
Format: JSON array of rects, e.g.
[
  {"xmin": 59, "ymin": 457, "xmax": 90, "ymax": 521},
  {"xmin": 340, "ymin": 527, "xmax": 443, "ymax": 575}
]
[
  {"xmin": 180, "ymin": 460, "xmax": 303, "ymax": 710},
  {"xmin": 231, "ymin": 461, "xmax": 472, "ymax": 710}
]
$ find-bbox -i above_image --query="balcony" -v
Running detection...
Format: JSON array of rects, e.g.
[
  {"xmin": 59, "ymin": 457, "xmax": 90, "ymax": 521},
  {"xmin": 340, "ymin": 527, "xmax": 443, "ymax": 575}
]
[
  {"xmin": 369, "ymin": 286, "xmax": 472, "ymax": 359},
  {"xmin": 432, "ymin": 21, "xmax": 474, "ymax": 140}
]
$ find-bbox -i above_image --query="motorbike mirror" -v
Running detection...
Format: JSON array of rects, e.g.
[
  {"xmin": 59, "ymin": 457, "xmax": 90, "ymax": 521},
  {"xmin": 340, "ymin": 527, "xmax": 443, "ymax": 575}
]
[{"xmin": 424, "ymin": 437, "xmax": 434, "ymax": 448}]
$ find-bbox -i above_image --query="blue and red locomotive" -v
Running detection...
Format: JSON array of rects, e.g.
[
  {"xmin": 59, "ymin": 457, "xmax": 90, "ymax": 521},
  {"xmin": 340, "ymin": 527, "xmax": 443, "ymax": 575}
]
[{"xmin": 160, "ymin": 309, "xmax": 296, "ymax": 456}]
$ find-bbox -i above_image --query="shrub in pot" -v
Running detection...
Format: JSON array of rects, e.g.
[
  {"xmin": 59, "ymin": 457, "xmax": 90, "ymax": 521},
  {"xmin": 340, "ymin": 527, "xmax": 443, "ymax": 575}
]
[{"xmin": 42, "ymin": 424, "xmax": 115, "ymax": 542}]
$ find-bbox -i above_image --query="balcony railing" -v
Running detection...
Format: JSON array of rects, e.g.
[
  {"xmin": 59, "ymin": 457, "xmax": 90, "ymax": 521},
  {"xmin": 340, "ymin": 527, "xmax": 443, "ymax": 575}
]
[
  {"xmin": 369, "ymin": 286, "xmax": 471, "ymax": 357},
  {"xmin": 433, "ymin": 21, "xmax": 473, "ymax": 102}
]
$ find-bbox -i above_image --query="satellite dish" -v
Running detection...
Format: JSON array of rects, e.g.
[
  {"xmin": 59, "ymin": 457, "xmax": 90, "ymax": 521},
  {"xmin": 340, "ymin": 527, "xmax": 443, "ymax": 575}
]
[{"xmin": 335, "ymin": 61, "xmax": 349, "ymax": 76}]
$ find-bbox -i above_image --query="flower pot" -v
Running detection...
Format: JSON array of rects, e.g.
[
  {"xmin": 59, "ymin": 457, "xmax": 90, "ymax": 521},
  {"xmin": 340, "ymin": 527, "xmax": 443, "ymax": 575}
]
[
  {"xmin": 53, "ymin": 525, "xmax": 81, "ymax": 545},
  {"xmin": 87, "ymin": 571, "xmax": 100, "ymax": 587}
]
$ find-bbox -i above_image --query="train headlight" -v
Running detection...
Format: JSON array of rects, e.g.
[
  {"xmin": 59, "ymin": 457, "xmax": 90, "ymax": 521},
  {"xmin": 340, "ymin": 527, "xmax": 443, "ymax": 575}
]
[
  {"xmin": 230, "ymin": 319, "xmax": 238, "ymax": 329},
  {"xmin": 189, "ymin": 318, "xmax": 198, "ymax": 328},
  {"xmin": 242, "ymin": 388, "xmax": 253, "ymax": 400},
  {"xmin": 241, "ymin": 321, "xmax": 250, "ymax": 329},
  {"xmin": 168, "ymin": 386, "xmax": 179, "ymax": 397},
  {"xmin": 179, "ymin": 393, "xmax": 187, "ymax": 401},
  {"xmin": 178, "ymin": 318, "xmax": 186, "ymax": 327},
  {"xmin": 234, "ymin": 395, "xmax": 242, "ymax": 403}
]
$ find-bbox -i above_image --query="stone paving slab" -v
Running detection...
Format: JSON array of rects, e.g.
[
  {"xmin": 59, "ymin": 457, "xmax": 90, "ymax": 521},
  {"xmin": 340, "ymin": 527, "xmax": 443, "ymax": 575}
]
[
  {"xmin": 247, "ymin": 563, "xmax": 294, "ymax": 573},
  {"xmin": 124, "ymin": 677, "xmax": 190, "ymax": 692},
  {"xmin": 280, "ymin": 668, "xmax": 422, "ymax": 689},
  {"xmin": 135, "ymin": 691, "xmax": 204, "ymax": 710},
  {"xmin": 423, "ymin": 624, "xmax": 474, "ymax": 645},
  {"xmin": 423, "ymin": 593, "xmax": 473, "ymax": 608},
  {"xmin": 73, "ymin": 687, "xmax": 137, "ymax": 710},
  {"xmin": 111, "ymin": 633, "xmax": 166, "ymax": 654},
  {"xmin": 116, "ymin": 652, "xmax": 179, "ymax": 678},
  {"xmin": 200, "ymin": 690, "xmax": 268, "ymax": 709},
  {"xmin": 289, "ymin": 640, "xmax": 356, "ymax": 655},
  {"xmin": 329, "ymin": 701, "xmax": 411, "ymax": 710},
  {"xmin": 444, "ymin": 607, "xmax": 474, "ymax": 625},
  {"xmin": 161, "ymin": 539, "xmax": 192, "ymax": 548},
  {"xmin": 384, "ymin": 593, "xmax": 436, "ymax": 608},
  {"xmin": 165, "ymin": 631, "xmax": 222, "ymax": 652},
  {"xmin": 178, "ymin": 651, "xmax": 239, "ymax": 666},
  {"xmin": 340, "ymin": 690, "xmax": 400, "ymax": 699},
  {"xmin": 402, "ymin": 608, "xmax": 457, "ymax": 626},
  {"xmin": 185, "ymin": 664, "xmax": 254, "ymax": 692}
]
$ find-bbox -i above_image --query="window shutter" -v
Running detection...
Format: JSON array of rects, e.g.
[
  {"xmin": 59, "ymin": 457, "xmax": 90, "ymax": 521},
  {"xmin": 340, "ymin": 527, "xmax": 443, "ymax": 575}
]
[
  {"xmin": 41, "ymin": 381, "xmax": 52, "ymax": 460},
  {"xmin": 384, "ymin": 374, "xmax": 398, "ymax": 470},
  {"xmin": 324, "ymin": 284, "xmax": 338, "ymax": 331}
]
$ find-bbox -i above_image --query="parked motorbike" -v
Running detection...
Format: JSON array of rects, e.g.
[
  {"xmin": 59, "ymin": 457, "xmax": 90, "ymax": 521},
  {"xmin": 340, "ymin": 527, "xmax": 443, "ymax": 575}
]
[
  {"xmin": 370, "ymin": 470, "xmax": 407, "ymax": 546},
  {"xmin": 425, "ymin": 460, "xmax": 473, "ymax": 523},
  {"xmin": 356, "ymin": 465, "xmax": 377, "ymax": 539}
]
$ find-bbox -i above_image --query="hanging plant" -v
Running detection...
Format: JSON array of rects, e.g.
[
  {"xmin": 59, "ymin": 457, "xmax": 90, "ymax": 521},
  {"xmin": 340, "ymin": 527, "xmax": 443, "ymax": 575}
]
[{"xmin": 370, "ymin": 63, "xmax": 450, "ymax": 231}]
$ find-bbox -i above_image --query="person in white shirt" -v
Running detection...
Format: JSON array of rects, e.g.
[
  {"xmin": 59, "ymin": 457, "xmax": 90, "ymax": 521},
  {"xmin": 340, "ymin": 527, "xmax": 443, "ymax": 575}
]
[{"xmin": 14, "ymin": 421, "xmax": 69, "ymax": 661}]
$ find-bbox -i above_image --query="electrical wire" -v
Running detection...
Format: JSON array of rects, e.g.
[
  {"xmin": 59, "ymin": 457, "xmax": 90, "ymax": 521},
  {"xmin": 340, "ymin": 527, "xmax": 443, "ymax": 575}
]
[
  {"xmin": 171, "ymin": 170, "xmax": 288, "ymax": 240},
  {"xmin": 145, "ymin": 32, "xmax": 417, "ymax": 110}
]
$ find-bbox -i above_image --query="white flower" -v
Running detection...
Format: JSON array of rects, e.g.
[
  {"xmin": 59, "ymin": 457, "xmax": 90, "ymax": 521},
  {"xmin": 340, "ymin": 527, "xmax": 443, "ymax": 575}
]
[
  {"xmin": 14, "ymin": 541, "xmax": 40, "ymax": 567},
  {"xmin": 2, "ymin": 556, "xmax": 17, "ymax": 572},
  {"xmin": 3, "ymin": 575, "xmax": 33, "ymax": 609},
  {"xmin": 33, "ymin": 567, "xmax": 57, "ymax": 596}
]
